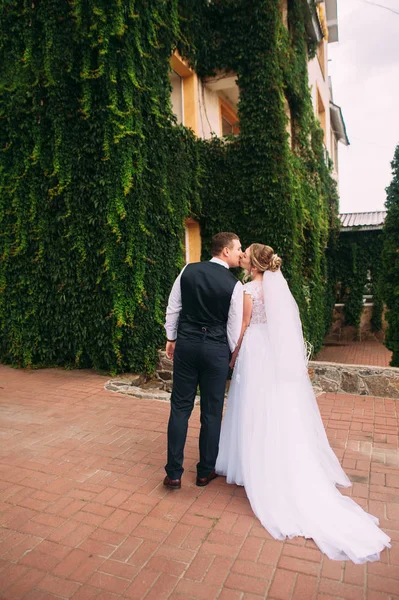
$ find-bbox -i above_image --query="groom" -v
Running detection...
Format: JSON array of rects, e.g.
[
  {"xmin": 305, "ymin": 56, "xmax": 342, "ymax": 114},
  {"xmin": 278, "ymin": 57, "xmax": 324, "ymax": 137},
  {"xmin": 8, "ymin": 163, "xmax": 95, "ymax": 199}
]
[{"xmin": 163, "ymin": 232, "xmax": 243, "ymax": 489}]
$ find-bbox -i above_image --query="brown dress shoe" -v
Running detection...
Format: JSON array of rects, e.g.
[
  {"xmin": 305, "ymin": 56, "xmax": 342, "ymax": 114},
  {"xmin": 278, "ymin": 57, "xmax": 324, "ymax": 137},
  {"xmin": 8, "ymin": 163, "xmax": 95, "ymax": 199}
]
[
  {"xmin": 196, "ymin": 470, "xmax": 218, "ymax": 487},
  {"xmin": 163, "ymin": 475, "xmax": 181, "ymax": 490}
]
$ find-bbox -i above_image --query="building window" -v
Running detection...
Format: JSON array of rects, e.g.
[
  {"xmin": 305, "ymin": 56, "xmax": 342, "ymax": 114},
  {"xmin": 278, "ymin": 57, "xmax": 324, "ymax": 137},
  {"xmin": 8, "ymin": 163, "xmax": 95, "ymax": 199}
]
[
  {"xmin": 222, "ymin": 116, "xmax": 234, "ymax": 136},
  {"xmin": 184, "ymin": 218, "xmax": 201, "ymax": 264},
  {"xmin": 316, "ymin": 87, "xmax": 326, "ymax": 146},
  {"xmin": 170, "ymin": 52, "xmax": 199, "ymax": 135},
  {"xmin": 170, "ymin": 70, "xmax": 183, "ymax": 124},
  {"xmin": 219, "ymin": 98, "xmax": 239, "ymax": 137}
]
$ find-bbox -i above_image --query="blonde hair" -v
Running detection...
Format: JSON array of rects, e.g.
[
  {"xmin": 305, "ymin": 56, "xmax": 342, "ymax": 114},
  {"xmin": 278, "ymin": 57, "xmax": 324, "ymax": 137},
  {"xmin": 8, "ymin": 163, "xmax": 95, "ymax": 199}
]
[{"xmin": 249, "ymin": 243, "xmax": 282, "ymax": 272}]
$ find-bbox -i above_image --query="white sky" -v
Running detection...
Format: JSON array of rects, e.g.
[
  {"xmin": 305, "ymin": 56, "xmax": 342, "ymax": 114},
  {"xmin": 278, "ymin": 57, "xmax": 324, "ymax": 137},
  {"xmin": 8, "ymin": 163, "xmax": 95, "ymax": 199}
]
[{"xmin": 328, "ymin": 0, "xmax": 399, "ymax": 213}]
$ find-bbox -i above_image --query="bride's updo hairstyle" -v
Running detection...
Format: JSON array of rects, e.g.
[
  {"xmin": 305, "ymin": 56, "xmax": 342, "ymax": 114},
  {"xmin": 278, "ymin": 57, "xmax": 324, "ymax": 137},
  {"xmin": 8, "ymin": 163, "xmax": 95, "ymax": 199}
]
[{"xmin": 249, "ymin": 244, "xmax": 282, "ymax": 272}]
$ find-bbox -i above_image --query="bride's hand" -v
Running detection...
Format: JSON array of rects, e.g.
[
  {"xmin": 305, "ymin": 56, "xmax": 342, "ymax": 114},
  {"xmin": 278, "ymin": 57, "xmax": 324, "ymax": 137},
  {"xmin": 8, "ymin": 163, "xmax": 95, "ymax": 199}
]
[{"xmin": 229, "ymin": 348, "xmax": 239, "ymax": 369}]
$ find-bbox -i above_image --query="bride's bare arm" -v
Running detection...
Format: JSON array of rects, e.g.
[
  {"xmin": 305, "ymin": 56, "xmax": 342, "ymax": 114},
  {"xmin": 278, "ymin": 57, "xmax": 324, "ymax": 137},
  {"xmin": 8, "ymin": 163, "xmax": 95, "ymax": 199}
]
[{"xmin": 229, "ymin": 292, "xmax": 253, "ymax": 368}]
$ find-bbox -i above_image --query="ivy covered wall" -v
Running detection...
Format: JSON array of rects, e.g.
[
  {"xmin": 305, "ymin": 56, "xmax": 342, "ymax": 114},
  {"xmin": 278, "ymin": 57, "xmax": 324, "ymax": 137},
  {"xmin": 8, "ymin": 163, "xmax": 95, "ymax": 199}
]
[
  {"xmin": 0, "ymin": 0, "xmax": 339, "ymax": 372},
  {"xmin": 0, "ymin": 1, "xmax": 200, "ymax": 373},
  {"xmin": 333, "ymin": 230, "xmax": 384, "ymax": 333},
  {"xmin": 180, "ymin": 0, "xmax": 340, "ymax": 350}
]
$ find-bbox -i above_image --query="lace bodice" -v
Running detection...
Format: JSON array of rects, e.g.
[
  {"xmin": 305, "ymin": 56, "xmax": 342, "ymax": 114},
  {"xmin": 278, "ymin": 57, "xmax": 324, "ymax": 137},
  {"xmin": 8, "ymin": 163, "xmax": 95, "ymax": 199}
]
[{"xmin": 244, "ymin": 280, "xmax": 267, "ymax": 325}]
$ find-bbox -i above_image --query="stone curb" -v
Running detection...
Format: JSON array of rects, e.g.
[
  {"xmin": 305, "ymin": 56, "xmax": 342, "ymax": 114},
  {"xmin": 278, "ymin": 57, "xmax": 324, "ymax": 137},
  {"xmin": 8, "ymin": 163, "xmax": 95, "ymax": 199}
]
[
  {"xmin": 105, "ymin": 380, "xmax": 324, "ymax": 402},
  {"xmin": 105, "ymin": 380, "xmax": 201, "ymax": 404}
]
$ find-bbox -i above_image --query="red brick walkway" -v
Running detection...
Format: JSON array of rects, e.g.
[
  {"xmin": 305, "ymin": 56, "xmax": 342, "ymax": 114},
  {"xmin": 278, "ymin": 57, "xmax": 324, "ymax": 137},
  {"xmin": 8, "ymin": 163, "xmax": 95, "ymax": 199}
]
[
  {"xmin": 0, "ymin": 365, "xmax": 398, "ymax": 600},
  {"xmin": 315, "ymin": 341, "xmax": 392, "ymax": 368}
]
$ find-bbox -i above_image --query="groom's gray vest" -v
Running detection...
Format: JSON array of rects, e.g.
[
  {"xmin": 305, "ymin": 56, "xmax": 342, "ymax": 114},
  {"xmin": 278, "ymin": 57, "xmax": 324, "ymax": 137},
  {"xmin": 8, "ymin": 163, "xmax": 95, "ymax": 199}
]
[{"xmin": 177, "ymin": 261, "xmax": 237, "ymax": 345}]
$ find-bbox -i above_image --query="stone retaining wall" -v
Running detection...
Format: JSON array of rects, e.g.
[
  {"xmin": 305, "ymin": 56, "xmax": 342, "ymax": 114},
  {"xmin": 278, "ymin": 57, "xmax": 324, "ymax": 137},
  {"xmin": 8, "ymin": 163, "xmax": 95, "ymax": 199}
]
[
  {"xmin": 308, "ymin": 361, "xmax": 399, "ymax": 399},
  {"xmin": 106, "ymin": 352, "xmax": 399, "ymax": 401}
]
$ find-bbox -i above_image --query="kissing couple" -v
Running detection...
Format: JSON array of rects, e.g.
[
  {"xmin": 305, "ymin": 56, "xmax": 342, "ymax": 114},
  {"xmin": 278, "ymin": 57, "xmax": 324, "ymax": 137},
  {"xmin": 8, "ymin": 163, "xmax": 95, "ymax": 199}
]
[{"xmin": 163, "ymin": 231, "xmax": 390, "ymax": 564}]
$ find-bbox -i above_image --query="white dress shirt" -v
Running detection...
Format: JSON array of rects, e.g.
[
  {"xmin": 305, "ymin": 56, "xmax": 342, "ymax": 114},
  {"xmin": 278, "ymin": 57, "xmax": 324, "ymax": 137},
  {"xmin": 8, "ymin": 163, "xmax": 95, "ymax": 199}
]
[{"xmin": 164, "ymin": 257, "xmax": 243, "ymax": 352}]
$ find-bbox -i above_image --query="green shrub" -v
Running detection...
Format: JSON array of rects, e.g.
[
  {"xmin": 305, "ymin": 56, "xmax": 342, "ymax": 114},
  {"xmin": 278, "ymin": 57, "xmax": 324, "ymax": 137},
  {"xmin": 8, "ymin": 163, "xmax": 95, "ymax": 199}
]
[{"xmin": 381, "ymin": 144, "xmax": 399, "ymax": 366}]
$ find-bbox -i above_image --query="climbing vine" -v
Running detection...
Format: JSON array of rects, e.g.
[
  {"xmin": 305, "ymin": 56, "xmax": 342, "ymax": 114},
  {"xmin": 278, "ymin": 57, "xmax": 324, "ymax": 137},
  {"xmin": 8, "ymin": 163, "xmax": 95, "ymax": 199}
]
[{"xmin": 1, "ymin": 0, "xmax": 340, "ymax": 372}]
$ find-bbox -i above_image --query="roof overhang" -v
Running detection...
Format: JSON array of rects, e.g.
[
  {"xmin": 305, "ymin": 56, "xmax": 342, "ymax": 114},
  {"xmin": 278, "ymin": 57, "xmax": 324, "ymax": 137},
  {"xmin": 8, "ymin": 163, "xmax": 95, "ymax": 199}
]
[
  {"xmin": 302, "ymin": 0, "xmax": 324, "ymax": 44},
  {"xmin": 339, "ymin": 211, "xmax": 386, "ymax": 231},
  {"xmin": 330, "ymin": 102, "xmax": 350, "ymax": 146},
  {"xmin": 340, "ymin": 225, "xmax": 383, "ymax": 232},
  {"xmin": 325, "ymin": 0, "xmax": 339, "ymax": 43}
]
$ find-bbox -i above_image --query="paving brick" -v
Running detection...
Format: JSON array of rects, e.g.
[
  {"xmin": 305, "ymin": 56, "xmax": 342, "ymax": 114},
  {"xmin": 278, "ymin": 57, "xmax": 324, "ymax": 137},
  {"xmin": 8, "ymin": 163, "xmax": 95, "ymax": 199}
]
[
  {"xmin": 237, "ymin": 536, "xmax": 264, "ymax": 562},
  {"xmin": 218, "ymin": 590, "xmax": 243, "ymax": 600},
  {"xmin": 19, "ymin": 548, "xmax": 62, "ymax": 572},
  {"xmin": 367, "ymin": 573, "xmax": 399, "ymax": 594},
  {"xmin": 68, "ymin": 554, "xmax": 105, "ymax": 584},
  {"xmin": 321, "ymin": 557, "xmax": 343, "ymax": 581},
  {"xmin": 146, "ymin": 555, "xmax": 187, "ymax": 577},
  {"xmin": 278, "ymin": 555, "xmax": 321, "ymax": 576},
  {"xmin": 0, "ymin": 365, "xmax": 396, "ymax": 600},
  {"xmin": 318, "ymin": 579, "xmax": 365, "ymax": 600},
  {"xmin": 86, "ymin": 570, "xmax": 130, "ymax": 594},
  {"xmin": 203, "ymin": 556, "xmax": 234, "ymax": 586},
  {"xmin": 224, "ymin": 572, "xmax": 269, "ymax": 595},
  {"xmin": 184, "ymin": 553, "xmax": 214, "ymax": 581},
  {"xmin": 232, "ymin": 559, "xmax": 273, "ymax": 581},
  {"xmin": 282, "ymin": 543, "xmax": 322, "ymax": 563},
  {"xmin": 0, "ymin": 563, "xmax": 30, "ymax": 592},
  {"xmin": 268, "ymin": 568, "xmax": 296, "ymax": 600},
  {"xmin": 175, "ymin": 578, "xmax": 220, "ymax": 599},
  {"xmin": 2, "ymin": 567, "xmax": 46, "ymax": 599},
  {"xmin": 145, "ymin": 573, "xmax": 179, "ymax": 600},
  {"xmin": 2, "ymin": 534, "xmax": 42, "ymax": 561},
  {"xmin": 127, "ymin": 540, "xmax": 159, "ymax": 568},
  {"xmin": 110, "ymin": 536, "xmax": 143, "ymax": 562},
  {"xmin": 51, "ymin": 548, "xmax": 88, "ymax": 578},
  {"xmin": 70, "ymin": 585, "xmax": 100, "ymax": 600},
  {"xmin": 124, "ymin": 567, "xmax": 160, "ymax": 599},
  {"xmin": 78, "ymin": 538, "xmax": 116, "ymax": 558},
  {"xmin": 37, "ymin": 574, "xmax": 80, "ymax": 597},
  {"xmin": 154, "ymin": 543, "xmax": 195, "ymax": 564},
  {"xmin": 98, "ymin": 559, "xmax": 138, "ymax": 580},
  {"xmin": 292, "ymin": 573, "xmax": 318, "ymax": 600},
  {"xmin": 88, "ymin": 528, "xmax": 125, "ymax": 546},
  {"xmin": 344, "ymin": 562, "xmax": 366, "ymax": 586},
  {"xmin": 180, "ymin": 526, "xmax": 209, "ymax": 551}
]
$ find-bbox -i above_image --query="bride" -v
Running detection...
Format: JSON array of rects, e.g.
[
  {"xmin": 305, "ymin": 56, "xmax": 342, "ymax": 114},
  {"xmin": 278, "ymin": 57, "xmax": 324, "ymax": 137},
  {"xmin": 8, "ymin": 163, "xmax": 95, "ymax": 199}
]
[{"xmin": 215, "ymin": 243, "xmax": 391, "ymax": 564}]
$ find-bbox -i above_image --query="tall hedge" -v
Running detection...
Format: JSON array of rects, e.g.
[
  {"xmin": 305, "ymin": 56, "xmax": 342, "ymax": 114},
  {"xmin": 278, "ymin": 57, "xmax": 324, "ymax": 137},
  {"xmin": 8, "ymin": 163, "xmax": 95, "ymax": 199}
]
[
  {"xmin": 381, "ymin": 144, "xmax": 399, "ymax": 366},
  {"xmin": 0, "ymin": 1, "xmax": 200, "ymax": 373}
]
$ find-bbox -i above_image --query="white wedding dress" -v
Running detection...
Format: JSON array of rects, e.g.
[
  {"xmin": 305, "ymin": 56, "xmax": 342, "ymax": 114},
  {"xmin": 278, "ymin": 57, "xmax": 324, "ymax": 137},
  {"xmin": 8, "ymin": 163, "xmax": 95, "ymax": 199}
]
[{"xmin": 216, "ymin": 272, "xmax": 391, "ymax": 564}]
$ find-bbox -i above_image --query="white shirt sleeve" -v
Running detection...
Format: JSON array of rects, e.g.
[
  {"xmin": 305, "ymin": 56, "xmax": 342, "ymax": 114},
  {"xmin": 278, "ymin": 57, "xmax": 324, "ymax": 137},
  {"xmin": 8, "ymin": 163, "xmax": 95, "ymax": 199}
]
[
  {"xmin": 164, "ymin": 267, "xmax": 186, "ymax": 341},
  {"xmin": 227, "ymin": 281, "xmax": 244, "ymax": 352}
]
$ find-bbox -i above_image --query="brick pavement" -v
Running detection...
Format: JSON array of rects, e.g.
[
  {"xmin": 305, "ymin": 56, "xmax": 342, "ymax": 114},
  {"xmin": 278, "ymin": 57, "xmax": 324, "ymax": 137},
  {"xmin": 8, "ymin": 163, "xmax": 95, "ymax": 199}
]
[
  {"xmin": 315, "ymin": 341, "xmax": 392, "ymax": 368},
  {"xmin": 0, "ymin": 364, "xmax": 398, "ymax": 600}
]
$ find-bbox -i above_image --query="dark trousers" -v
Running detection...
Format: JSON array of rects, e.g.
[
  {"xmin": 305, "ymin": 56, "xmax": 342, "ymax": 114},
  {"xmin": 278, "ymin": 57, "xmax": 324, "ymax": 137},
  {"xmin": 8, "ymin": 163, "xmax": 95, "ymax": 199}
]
[{"xmin": 165, "ymin": 337, "xmax": 230, "ymax": 480}]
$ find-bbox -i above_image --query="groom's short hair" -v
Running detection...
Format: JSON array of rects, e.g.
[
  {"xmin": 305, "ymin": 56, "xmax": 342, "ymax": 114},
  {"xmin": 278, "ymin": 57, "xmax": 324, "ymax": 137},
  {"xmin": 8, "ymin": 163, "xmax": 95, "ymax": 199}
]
[{"xmin": 211, "ymin": 232, "xmax": 239, "ymax": 256}]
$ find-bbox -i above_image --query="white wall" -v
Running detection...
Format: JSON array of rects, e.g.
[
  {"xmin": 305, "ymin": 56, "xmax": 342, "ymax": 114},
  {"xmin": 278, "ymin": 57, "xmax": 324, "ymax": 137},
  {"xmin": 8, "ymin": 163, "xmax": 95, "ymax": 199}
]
[{"xmin": 198, "ymin": 83, "xmax": 222, "ymax": 138}]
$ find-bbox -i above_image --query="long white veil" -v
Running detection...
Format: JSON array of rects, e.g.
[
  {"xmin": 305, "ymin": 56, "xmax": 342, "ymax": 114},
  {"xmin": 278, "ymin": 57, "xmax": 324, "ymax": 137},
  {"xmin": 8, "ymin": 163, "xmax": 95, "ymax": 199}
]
[{"xmin": 262, "ymin": 269, "xmax": 308, "ymax": 381}]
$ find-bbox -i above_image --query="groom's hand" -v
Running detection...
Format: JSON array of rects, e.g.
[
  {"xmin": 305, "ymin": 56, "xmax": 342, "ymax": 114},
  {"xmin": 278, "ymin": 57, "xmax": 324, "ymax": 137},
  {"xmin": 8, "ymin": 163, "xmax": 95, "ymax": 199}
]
[
  {"xmin": 229, "ymin": 347, "xmax": 239, "ymax": 369},
  {"xmin": 166, "ymin": 341, "xmax": 176, "ymax": 361}
]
